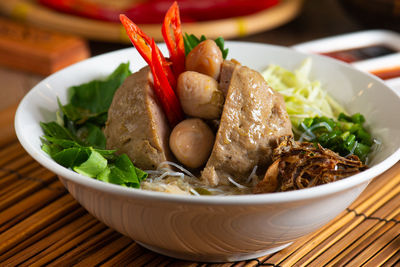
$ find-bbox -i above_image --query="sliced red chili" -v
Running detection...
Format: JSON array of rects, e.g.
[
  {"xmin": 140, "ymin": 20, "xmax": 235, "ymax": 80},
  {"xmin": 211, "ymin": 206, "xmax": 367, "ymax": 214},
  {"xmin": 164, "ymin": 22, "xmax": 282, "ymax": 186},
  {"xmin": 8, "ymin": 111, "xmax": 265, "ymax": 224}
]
[
  {"xmin": 118, "ymin": 13, "xmax": 185, "ymax": 127},
  {"xmin": 119, "ymin": 14, "xmax": 152, "ymax": 65},
  {"xmin": 162, "ymin": 1, "xmax": 186, "ymax": 79},
  {"xmin": 120, "ymin": 14, "xmax": 176, "ymax": 88},
  {"xmin": 150, "ymin": 40, "xmax": 184, "ymax": 127}
]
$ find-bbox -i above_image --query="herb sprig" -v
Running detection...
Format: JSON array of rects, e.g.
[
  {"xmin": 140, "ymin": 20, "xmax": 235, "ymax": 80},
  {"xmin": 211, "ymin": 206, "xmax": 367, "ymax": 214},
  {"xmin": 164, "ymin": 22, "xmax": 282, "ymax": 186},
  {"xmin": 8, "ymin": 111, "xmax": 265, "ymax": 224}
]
[{"xmin": 183, "ymin": 33, "xmax": 229, "ymax": 59}]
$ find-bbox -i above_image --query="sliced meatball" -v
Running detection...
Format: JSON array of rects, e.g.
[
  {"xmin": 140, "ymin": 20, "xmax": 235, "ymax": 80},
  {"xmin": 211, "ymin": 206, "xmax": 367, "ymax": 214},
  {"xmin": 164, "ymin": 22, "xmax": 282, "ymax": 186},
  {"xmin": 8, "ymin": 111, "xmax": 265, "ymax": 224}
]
[
  {"xmin": 218, "ymin": 59, "xmax": 241, "ymax": 96},
  {"xmin": 201, "ymin": 65, "xmax": 293, "ymax": 186},
  {"xmin": 104, "ymin": 66, "xmax": 172, "ymax": 170}
]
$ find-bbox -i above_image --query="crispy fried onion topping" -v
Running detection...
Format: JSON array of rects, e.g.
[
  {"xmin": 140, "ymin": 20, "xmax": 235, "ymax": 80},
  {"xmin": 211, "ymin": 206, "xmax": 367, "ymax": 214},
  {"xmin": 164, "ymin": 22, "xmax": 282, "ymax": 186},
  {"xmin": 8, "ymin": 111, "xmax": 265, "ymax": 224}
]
[{"xmin": 254, "ymin": 137, "xmax": 368, "ymax": 193}]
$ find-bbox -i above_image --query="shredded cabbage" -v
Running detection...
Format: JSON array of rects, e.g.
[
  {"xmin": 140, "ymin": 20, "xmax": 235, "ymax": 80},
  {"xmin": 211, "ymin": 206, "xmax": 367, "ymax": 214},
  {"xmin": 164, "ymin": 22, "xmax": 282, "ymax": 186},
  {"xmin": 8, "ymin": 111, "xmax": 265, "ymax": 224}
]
[{"xmin": 262, "ymin": 58, "xmax": 347, "ymax": 131}]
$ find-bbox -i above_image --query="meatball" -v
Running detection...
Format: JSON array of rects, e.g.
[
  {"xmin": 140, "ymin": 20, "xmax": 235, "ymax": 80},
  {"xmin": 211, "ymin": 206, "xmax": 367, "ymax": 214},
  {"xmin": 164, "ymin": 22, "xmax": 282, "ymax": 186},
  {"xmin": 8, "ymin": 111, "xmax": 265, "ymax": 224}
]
[
  {"xmin": 169, "ymin": 118, "xmax": 215, "ymax": 168},
  {"xmin": 177, "ymin": 71, "xmax": 224, "ymax": 119},
  {"xmin": 186, "ymin": 39, "xmax": 223, "ymax": 80}
]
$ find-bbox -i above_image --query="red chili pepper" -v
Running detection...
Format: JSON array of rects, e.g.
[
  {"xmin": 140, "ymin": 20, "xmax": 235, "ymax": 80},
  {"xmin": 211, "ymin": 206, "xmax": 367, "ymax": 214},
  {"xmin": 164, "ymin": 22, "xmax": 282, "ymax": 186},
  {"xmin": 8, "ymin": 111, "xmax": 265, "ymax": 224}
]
[
  {"xmin": 119, "ymin": 14, "xmax": 176, "ymax": 89},
  {"xmin": 119, "ymin": 14, "xmax": 183, "ymax": 127},
  {"xmin": 162, "ymin": 1, "xmax": 185, "ymax": 79},
  {"xmin": 119, "ymin": 14, "xmax": 152, "ymax": 65},
  {"xmin": 150, "ymin": 40, "xmax": 184, "ymax": 127}
]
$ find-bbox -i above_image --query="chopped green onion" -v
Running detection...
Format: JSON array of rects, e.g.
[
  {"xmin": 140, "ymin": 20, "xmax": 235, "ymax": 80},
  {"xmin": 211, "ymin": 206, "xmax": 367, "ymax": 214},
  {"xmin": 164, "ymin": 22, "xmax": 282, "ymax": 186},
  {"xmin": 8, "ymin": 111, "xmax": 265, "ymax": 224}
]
[{"xmin": 297, "ymin": 113, "xmax": 373, "ymax": 162}]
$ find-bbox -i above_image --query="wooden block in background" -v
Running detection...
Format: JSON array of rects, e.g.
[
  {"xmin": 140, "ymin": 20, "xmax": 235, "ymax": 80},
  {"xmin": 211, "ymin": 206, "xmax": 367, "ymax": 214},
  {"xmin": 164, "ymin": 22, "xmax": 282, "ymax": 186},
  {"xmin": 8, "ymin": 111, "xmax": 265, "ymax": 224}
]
[
  {"xmin": 0, "ymin": 66, "xmax": 42, "ymax": 110},
  {"xmin": 0, "ymin": 102, "xmax": 18, "ymax": 147},
  {"xmin": 0, "ymin": 17, "xmax": 90, "ymax": 76}
]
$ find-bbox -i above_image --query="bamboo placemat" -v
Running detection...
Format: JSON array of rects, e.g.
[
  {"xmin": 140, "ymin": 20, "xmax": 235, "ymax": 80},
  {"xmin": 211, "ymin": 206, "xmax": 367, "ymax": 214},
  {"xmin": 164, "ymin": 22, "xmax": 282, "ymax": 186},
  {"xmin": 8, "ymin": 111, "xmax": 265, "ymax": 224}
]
[{"xmin": 1, "ymin": 104, "xmax": 399, "ymax": 266}]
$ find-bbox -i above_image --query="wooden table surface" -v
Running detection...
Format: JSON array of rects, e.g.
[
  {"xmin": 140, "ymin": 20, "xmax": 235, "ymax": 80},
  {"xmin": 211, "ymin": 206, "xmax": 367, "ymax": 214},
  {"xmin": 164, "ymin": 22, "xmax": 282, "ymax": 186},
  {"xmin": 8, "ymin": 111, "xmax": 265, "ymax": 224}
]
[{"xmin": 1, "ymin": 0, "xmax": 399, "ymax": 266}]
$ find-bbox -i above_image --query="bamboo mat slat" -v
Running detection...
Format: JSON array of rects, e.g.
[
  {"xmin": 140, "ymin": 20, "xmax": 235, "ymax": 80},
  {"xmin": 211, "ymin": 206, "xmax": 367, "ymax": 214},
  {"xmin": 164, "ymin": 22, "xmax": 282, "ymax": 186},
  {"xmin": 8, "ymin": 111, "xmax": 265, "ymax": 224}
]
[
  {"xmin": 0, "ymin": 180, "xmax": 65, "ymax": 231},
  {"xmin": 1, "ymin": 105, "xmax": 400, "ymax": 266},
  {"xmin": 0, "ymin": 208, "xmax": 86, "ymax": 265},
  {"xmin": 73, "ymin": 235, "xmax": 133, "ymax": 267},
  {"xmin": 382, "ymin": 250, "xmax": 400, "ymax": 267}
]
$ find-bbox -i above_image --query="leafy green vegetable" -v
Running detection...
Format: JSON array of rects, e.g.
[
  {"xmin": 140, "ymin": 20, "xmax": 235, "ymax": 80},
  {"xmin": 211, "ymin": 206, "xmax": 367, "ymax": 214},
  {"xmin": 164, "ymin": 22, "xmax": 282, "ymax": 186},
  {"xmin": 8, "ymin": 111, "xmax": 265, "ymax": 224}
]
[
  {"xmin": 183, "ymin": 33, "xmax": 229, "ymax": 59},
  {"xmin": 262, "ymin": 58, "xmax": 377, "ymax": 162},
  {"xmin": 98, "ymin": 154, "xmax": 147, "ymax": 188},
  {"xmin": 262, "ymin": 58, "xmax": 347, "ymax": 130},
  {"xmin": 183, "ymin": 33, "xmax": 206, "ymax": 56},
  {"xmin": 298, "ymin": 113, "xmax": 373, "ymax": 162},
  {"xmin": 40, "ymin": 121, "xmax": 78, "ymax": 142},
  {"xmin": 74, "ymin": 149, "xmax": 107, "ymax": 177},
  {"xmin": 58, "ymin": 62, "xmax": 131, "ymax": 149},
  {"xmin": 76, "ymin": 123, "xmax": 106, "ymax": 149},
  {"xmin": 214, "ymin": 37, "xmax": 229, "ymax": 59},
  {"xmin": 68, "ymin": 62, "xmax": 132, "ymax": 114},
  {"xmin": 40, "ymin": 63, "xmax": 147, "ymax": 188},
  {"xmin": 53, "ymin": 147, "xmax": 90, "ymax": 169}
]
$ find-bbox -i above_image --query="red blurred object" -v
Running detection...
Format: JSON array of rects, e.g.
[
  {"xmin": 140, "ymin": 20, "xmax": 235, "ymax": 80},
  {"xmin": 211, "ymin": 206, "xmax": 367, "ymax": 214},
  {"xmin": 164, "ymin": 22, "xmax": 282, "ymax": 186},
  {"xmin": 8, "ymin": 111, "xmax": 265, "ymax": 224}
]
[
  {"xmin": 320, "ymin": 45, "xmax": 397, "ymax": 63},
  {"xmin": 39, "ymin": 0, "xmax": 280, "ymax": 24},
  {"xmin": 371, "ymin": 66, "xmax": 400, "ymax": 80}
]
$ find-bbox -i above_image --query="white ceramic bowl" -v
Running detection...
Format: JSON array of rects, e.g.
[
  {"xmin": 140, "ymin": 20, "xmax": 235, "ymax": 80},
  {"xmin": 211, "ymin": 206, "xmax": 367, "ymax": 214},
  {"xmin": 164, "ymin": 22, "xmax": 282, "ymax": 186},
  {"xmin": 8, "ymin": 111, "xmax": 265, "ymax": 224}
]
[{"xmin": 15, "ymin": 42, "xmax": 400, "ymax": 262}]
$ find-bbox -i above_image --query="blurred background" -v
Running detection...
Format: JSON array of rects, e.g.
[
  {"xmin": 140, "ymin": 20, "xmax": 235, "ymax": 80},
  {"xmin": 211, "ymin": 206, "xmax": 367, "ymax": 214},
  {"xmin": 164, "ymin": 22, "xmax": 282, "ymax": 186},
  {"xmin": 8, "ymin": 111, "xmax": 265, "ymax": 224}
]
[{"xmin": 0, "ymin": 0, "xmax": 399, "ymax": 111}]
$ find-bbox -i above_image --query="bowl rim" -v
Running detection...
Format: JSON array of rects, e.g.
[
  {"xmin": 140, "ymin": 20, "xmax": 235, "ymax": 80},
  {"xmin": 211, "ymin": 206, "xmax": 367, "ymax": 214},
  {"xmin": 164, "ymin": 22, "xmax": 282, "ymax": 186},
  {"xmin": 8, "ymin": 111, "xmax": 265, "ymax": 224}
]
[{"xmin": 14, "ymin": 41, "xmax": 400, "ymax": 205}]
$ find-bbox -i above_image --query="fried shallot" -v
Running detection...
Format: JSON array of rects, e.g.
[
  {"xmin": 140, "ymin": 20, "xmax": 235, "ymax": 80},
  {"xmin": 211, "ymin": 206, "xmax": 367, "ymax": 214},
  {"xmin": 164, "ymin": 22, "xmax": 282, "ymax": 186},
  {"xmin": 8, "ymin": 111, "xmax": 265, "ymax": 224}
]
[{"xmin": 254, "ymin": 137, "xmax": 368, "ymax": 193}]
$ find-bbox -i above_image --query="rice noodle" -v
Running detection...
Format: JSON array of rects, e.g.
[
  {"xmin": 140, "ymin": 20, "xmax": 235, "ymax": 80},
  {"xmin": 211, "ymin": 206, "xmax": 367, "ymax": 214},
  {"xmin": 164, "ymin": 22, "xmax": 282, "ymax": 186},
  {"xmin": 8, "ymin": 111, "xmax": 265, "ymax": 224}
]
[
  {"xmin": 310, "ymin": 122, "xmax": 333, "ymax": 132},
  {"xmin": 299, "ymin": 122, "xmax": 316, "ymax": 142},
  {"xmin": 144, "ymin": 170, "xmax": 163, "ymax": 175},
  {"xmin": 190, "ymin": 188, "xmax": 200, "ymax": 196},
  {"xmin": 365, "ymin": 138, "xmax": 382, "ymax": 165},
  {"xmin": 246, "ymin": 166, "xmax": 258, "ymax": 184},
  {"xmin": 154, "ymin": 171, "xmax": 185, "ymax": 181},
  {"xmin": 206, "ymin": 188, "xmax": 226, "ymax": 193},
  {"xmin": 227, "ymin": 176, "xmax": 247, "ymax": 189},
  {"xmin": 299, "ymin": 121, "xmax": 333, "ymax": 142},
  {"xmin": 373, "ymin": 138, "xmax": 382, "ymax": 145},
  {"xmin": 158, "ymin": 161, "xmax": 196, "ymax": 177},
  {"xmin": 347, "ymin": 140, "xmax": 358, "ymax": 157}
]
